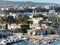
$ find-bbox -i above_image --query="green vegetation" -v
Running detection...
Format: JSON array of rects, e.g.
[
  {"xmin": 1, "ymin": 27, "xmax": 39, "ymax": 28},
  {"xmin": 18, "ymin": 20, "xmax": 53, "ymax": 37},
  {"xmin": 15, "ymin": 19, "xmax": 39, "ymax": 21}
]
[
  {"xmin": 21, "ymin": 25, "xmax": 29, "ymax": 33},
  {"xmin": 0, "ymin": 17, "xmax": 6, "ymax": 23},
  {"xmin": 5, "ymin": 16, "xmax": 16, "ymax": 24},
  {"xmin": 17, "ymin": 15, "xmax": 29, "ymax": 24},
  {"xmin": 0, "ymin": 15, "xmax": 30, "ymax": 24}
]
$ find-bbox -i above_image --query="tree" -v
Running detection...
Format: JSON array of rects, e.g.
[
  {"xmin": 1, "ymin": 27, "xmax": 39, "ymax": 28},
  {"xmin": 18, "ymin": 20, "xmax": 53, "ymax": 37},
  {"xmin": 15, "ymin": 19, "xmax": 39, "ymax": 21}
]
[
  {"xmin": 6, "ymin": 16, "xmax": 16, "ymax": 23},
  {"xmin": 0, "ymin": 17, "xmax": 6, "ymax": 23},
  {"xmin": 17, "ymin": 15, "xmax": 29, "ymax": 24},
  {"xmin": 27, "ymin": 21, "xmax": 33, "ymax": 24},
  {"xmin": 21, "ymin": 25, "xmax": 29, "ymax": 34}
]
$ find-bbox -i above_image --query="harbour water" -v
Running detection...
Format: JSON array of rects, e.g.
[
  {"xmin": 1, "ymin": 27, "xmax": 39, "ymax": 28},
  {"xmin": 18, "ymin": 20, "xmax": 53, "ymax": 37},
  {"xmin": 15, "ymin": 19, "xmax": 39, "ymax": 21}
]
[{"xmin": 8, "ymin": 41, "xmax": 60, "ymax": 45}]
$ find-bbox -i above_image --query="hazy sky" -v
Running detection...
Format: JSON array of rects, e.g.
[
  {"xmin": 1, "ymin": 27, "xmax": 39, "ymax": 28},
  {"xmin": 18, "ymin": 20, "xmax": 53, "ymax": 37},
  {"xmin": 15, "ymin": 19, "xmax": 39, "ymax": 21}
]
[{"xmin": 4, "ymin": 0, "xmax": 60, "ymax": 4}]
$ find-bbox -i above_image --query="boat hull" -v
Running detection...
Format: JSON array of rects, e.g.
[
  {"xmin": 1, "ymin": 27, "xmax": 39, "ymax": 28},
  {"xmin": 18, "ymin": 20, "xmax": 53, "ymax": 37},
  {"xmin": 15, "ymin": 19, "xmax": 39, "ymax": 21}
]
[{"xmin": 6, "ymin": 40, "xmax": 23, "ymax": 44}]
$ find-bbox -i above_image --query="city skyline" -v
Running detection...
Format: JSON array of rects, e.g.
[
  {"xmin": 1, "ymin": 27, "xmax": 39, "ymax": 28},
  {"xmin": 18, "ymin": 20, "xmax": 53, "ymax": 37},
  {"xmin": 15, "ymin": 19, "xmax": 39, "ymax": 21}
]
[{"xmin": 3, "ymin": 0, "xmax": 60, "ymax": 4}]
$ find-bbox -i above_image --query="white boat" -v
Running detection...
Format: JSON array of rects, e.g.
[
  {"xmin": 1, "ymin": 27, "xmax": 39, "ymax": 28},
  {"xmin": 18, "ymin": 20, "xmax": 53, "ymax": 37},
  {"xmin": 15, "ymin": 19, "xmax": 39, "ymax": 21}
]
[
  {"xmin": 6, "ymin": 36, "xmax": 22, "ymax": 44},
  {"xmin": 0, "ymin": 39, "xmax": 6, "ymax": 45},
  {"xmin": 0, "ymin": 36, "xmax": 27, "ymax": 44},
  {"xmin": 40, "ymin": 39, "xmax": 51, "ymax": 44},
  {"xmin": 22, "ymin": 37, "xmax": 28, "ymax": 40}
]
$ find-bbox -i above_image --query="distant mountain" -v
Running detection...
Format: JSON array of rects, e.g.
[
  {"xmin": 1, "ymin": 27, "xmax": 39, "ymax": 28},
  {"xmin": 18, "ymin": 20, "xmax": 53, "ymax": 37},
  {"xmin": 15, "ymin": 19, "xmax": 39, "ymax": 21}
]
[{"xmin": 0, "ymin": 1, "xmax": 59, "ymax": 8}]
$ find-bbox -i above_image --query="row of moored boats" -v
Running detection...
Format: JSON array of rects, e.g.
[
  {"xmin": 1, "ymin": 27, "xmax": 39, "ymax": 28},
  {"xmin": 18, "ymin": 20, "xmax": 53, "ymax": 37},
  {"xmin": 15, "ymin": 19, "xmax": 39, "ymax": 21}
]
[{"xmin": 0, "ymin": 35, "xmax": 28, "ymax": 45}]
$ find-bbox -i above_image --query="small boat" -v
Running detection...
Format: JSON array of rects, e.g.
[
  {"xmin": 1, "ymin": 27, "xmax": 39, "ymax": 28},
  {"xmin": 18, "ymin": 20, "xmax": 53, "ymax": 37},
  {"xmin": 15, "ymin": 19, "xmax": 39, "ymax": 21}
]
[
  {"xmin": 0, "ymin": 39, "xmax": 6, "ymax": 45},
  {"xmin": 22, "ymin": 37, "xmax": 28, "ymax": 40},
  {"xmin": 0, "ymin": 36, "xmax": 28, "ymax": 44},
  {"xmin": 6, "ymin": 36, "xmax": 22, "ymax": 44},
  {"xmin": 40, "ymin": 39, "xmax": 51, "ymax": 44}
]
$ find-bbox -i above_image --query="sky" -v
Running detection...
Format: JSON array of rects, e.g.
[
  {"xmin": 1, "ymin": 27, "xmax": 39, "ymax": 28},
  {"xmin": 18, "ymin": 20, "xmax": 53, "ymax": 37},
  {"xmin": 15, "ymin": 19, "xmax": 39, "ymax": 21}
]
[{"xmin": 3, "ymin": 0, "xmax": 60, "ymax": 4}]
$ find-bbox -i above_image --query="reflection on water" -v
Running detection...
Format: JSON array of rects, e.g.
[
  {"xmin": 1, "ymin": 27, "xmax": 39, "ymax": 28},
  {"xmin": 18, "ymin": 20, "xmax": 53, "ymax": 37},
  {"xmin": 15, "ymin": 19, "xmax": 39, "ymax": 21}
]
[
  {"xmin": 10, "ymin": 41, "xmax": 34, "ymax": 45},
  {"xmin": 6, "ymin": 41, "xmax": 60, "ymax": 45}
]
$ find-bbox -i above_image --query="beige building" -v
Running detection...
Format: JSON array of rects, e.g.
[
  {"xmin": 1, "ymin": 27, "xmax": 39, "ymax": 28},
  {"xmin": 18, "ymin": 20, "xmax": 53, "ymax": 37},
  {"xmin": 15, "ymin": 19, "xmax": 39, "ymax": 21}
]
[
  {"xmin": 29, "ymin": 18, "xmax": 43, "ymax": 29},
  {"xmin": 27, "ymin": 26, "xmax": 56, "ymax": 35}
]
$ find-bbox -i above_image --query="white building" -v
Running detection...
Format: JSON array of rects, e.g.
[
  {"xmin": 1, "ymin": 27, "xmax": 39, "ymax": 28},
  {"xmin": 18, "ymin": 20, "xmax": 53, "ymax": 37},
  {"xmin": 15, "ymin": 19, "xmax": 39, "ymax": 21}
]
[
  {"xmin": 27, "ymin": 26, "xmax": 56, "ymax": 35},
  {"xmin": 8, "ymin": 23, "xmax": 21, "ymax": 30},
  {"xmin": 29, "ymin": 17, "xmax": 43, "ymax": 29}
]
